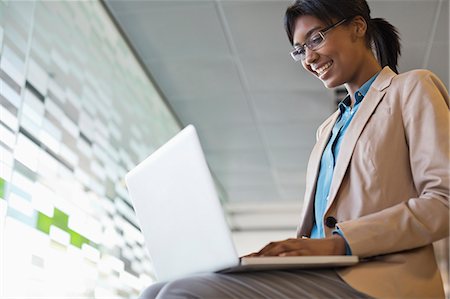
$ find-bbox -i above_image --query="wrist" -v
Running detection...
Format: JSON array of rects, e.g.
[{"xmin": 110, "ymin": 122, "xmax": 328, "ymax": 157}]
[{"xmin": 330, "ymin": 234, "xmax": 346, "ymax": 255}]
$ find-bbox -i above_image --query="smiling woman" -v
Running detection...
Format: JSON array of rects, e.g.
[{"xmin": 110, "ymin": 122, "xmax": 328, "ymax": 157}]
[{"xmin": 140, "ymin": 0, "xmax": 449, "ymax": 298}]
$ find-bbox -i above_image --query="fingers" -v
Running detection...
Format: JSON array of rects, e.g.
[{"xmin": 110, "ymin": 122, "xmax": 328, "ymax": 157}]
[
  {"xmin": 256, "ymin": 239, "xmax": 302, "ymax": 257},
  {"xmin": 256, "ymin": 241, "xmax": 283, "ymax": 256},
  {"xmin": 245, "ymin": 237, "xmax": 340, "ymax": 258},
  {"xmin": 257, "ymin": 242, "xmax": 276, "ymax": 255}
]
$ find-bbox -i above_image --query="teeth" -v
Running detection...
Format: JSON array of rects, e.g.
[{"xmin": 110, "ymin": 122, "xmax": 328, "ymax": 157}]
[{"xmin": 315, "ymin": 61, "xmax": 333, "ymax": 75}]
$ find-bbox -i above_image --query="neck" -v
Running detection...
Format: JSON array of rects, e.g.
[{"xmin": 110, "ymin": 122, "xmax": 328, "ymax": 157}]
[{"xmin": 345, "ymin": 54, "xmax": 382, "ymax": 106}]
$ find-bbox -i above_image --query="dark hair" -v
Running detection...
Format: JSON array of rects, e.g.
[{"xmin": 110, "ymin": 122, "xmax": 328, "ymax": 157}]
[{"xmin": 284, "ymin": 0, "xmax": 401, "ymax": 73}]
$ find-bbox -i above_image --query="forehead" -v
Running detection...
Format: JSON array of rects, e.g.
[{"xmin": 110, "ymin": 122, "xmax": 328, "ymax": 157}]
[{"xmin": 292, "ymin": 15, "xmax": 327, "ymax": 44}]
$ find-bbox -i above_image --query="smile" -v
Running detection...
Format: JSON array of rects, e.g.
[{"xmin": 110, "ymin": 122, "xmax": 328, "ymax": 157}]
[{"xmin": 314, "ymin": 61, "xmax": 333, "ymax": 76}]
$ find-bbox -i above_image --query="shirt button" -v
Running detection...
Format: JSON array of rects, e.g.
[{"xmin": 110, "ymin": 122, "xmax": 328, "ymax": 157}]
[{"xmin": 325, "ymin": 216, "xmax": 338, "ymax": 228}]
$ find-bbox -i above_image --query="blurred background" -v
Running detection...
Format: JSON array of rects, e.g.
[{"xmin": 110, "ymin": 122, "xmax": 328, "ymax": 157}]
[{"xmin": 0, "ymin": 0, "xmax": 448, "ymax": 298}]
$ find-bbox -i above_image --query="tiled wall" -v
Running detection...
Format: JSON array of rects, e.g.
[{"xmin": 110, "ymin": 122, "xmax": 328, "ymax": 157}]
[{"xmin": 0, "ymin": 1, "xmax": 180, "ymax": 297}]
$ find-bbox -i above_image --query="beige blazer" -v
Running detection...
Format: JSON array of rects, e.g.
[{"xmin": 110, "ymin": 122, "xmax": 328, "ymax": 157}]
[{"xmin": 298, "ymin": 66, "xmax": 449, "ymax": 298}]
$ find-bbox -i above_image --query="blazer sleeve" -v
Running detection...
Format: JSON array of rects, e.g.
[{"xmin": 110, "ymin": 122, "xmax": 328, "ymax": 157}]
[{"xmin": 336, "ymin": 70, "xmax": 449, "ymax": 258}]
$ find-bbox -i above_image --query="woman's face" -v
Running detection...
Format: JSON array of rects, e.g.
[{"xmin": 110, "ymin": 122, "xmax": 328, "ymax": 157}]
[{"xmin": 292, "ymin": 15, "xmax": 367, "ymax": 89}]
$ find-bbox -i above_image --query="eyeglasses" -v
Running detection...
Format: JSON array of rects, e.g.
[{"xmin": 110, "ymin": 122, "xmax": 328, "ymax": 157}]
[{"xmin": 290, "ymin": 18, "xmax": 347, "ymax": 62}]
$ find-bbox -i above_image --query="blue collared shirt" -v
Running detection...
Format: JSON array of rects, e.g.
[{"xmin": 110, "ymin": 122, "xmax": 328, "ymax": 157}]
[{"xmin": 310, "ymin": 73, "xmax": 379, "ymax": 250}]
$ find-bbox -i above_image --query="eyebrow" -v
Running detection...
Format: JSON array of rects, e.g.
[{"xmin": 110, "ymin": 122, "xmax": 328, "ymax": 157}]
[{"xmin": 293, "ymin": 25, "xmax": 323, "ymax": 47}]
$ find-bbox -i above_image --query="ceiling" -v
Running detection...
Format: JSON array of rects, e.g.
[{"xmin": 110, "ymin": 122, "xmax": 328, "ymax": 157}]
[{"xmin": 104, "ymin": 0, "xmax": 449, "ymax": 234}]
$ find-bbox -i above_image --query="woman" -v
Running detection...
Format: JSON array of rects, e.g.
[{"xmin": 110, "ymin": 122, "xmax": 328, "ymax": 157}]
[{"xmin": 142, "ymin": 0, "xmax": 449, "ymax": 298}]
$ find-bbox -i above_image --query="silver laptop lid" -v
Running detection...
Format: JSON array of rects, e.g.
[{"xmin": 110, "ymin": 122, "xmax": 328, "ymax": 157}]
[{"xmin": 125, "ymin": 125, "xmax": 239, "ymax": 282}]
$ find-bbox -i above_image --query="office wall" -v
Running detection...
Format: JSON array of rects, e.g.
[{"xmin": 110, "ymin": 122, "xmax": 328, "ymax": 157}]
[{"xmin": 0, "ymin": 1, "xmax": 180, "ymax": 297}]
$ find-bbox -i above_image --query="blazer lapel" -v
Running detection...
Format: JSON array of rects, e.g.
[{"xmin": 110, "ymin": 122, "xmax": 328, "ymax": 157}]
[
  {"xmin": 298, "ymin": 111, "xmax": 339, "ymax": 235},
  {"xmin": 325, "ymin": 67, "xmax": 396, "ymax": 212}
]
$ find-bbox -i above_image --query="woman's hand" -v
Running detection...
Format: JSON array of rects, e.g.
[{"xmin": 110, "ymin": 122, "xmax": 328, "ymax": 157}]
[{"xmin": 244, "ymin": 234, "xmax": 346, "ymax": 257}]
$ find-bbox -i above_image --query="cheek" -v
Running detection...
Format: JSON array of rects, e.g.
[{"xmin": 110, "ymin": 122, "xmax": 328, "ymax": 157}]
[{"xmin": 334, "ymin": 43, "xmax": 361, "ymax": 67}]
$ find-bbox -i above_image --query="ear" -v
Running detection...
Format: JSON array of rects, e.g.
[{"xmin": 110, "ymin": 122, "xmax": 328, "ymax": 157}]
[{"xmin": 351, "ymin": 16, "xmax": 368, "ymax": 38}]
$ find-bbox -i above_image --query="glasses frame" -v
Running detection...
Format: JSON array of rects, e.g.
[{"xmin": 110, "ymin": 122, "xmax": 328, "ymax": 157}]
[{"xmin": 290, "ymin": 18, "xmax": 348, "ymax": 62}]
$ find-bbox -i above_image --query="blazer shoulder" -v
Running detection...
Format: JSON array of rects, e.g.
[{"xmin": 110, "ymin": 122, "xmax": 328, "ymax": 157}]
[
  {"xmin": 393, "ymin": 69, "xmax": 445, "ymax": 87},
  {"xmin": 372, "ymin": 66, "xmax": 445, "ymax": 92},
  {"xmin": 389, "ymin": 69, "xmax": 449, "ymax": 107}
]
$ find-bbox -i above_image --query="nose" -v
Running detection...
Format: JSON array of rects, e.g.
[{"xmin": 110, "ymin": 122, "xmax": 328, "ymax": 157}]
[{"xmin": 303, "ymin": 47, "xmax": 319, "ymax": 65}]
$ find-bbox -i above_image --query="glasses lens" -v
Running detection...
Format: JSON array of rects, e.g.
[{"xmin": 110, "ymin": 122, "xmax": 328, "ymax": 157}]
[
  {"xmin": 290, "ymin": 47, "xmax": 304, "ymax": 61},
  {"xmin": 307, "ymin": 33, "xmax": 324, "ymax": 50},
  {"xmin": 290, "ymin": 20, "xmax": 344, "ymax": 62}
]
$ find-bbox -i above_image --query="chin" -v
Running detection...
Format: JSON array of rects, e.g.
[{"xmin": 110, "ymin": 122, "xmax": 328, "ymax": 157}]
[
  {"xmin": 320, "ymin": 74, "xmax": 346, "ymax": 89},
  {"xmin": 321, "ymin": 80, "xmax": 340, "ymax": 89}
]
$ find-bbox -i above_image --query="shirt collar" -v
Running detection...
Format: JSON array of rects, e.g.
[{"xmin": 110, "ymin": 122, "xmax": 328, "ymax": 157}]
[{"xmin": 339, "ymin": 71, "xmax": 380, "ymax": 110}]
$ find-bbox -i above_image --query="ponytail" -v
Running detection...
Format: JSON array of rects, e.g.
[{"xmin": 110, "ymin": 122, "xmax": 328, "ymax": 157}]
[{"xmin": 369, "ymin": 18, "xmax": 401, "ymax": 73}]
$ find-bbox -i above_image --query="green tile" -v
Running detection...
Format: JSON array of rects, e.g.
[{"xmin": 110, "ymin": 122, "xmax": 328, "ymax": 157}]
[
  {"xmin": 53, "ymin": 208, "xmax": 68, "ymax": 230},
  {"xmin": 36, "ymin": 212, "xmax": 52, "ymax": 234},
  {"xmin": 69, "ymin": 229, "xmax": 87, "ymax": 248},
  {"xmin": 0, "ymin": 177, "xmax": 5, "ymax": 199},
  {"xmin": 36, "ymin": 209, "xmax": 97, "ymax": 249},
  {"xmin": 69, "ymin": 229, "xmax": 98, "ymax": 249}
]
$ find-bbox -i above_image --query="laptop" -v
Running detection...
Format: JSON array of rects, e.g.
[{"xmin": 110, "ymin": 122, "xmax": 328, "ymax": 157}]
[{"xmin": 125, "ymin": 125, "xmax": 358, "ymax": 282}]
